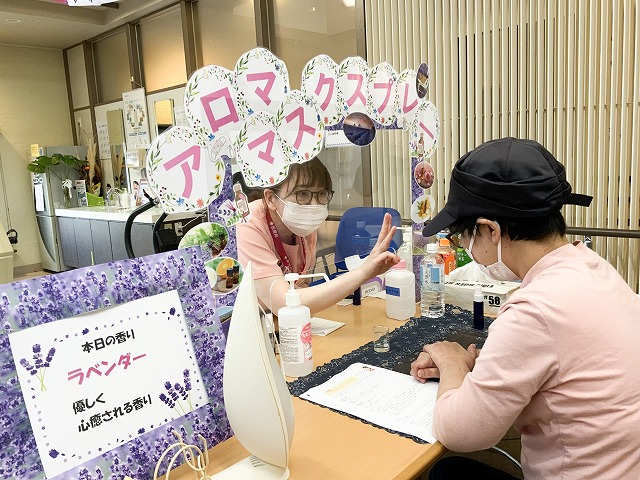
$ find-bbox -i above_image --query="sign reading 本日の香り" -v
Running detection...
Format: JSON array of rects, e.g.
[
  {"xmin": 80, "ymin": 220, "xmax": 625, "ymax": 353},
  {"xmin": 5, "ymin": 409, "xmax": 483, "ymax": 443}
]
[{"xmin": 0, "ymin": 249, "xmax": 228, "ymax": 480}]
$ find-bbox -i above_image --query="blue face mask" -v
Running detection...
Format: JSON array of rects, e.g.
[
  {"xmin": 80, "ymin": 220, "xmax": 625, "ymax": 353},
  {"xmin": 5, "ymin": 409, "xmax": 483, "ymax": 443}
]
[{"xmin": 466, "ymin": 225, "xmax": 520, "ymax": 282}]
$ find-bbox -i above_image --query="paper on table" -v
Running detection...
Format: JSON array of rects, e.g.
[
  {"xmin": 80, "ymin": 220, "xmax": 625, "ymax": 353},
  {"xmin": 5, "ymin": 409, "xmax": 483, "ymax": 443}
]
[
  {"xmin": 301, "ymin": 363, "xmax": 438, "ymax": 443},
  {"xmin": 34, "ymin": 183, "xmax": 45, "ymax": 212},
  {"xmin": 310, "ymin": 317, "xmax": 345, "ymax": 336}
]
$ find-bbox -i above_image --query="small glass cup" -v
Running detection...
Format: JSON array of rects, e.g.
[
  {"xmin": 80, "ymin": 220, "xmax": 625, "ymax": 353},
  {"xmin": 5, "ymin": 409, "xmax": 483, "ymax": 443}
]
[{"xmin": 372, "ymin": 325, "xmax": 390, "ymax": 353}]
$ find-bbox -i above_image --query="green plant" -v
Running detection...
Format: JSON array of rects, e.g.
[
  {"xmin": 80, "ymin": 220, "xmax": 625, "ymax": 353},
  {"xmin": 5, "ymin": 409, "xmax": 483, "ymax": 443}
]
[{"xmin": 27, "ymin": 153, "xmax": 87, "ymax": 181}]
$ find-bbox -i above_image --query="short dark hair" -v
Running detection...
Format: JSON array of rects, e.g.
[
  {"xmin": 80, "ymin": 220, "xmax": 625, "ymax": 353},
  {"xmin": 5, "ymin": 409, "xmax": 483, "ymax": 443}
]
[
  {"xmin": 273, "ymin": 157, "xmax": 332, "ymax": 197},
  {"xmin": 448, "ymin": 210, "xmax": 567, "ymax": 241}
]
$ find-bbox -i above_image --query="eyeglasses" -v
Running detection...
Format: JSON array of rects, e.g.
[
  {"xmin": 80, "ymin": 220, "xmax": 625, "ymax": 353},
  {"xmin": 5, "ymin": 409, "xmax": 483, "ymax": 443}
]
[
  {"xmin": 279, "ymin": 189, "xmax": 334, "ymax": 205},
  {"xmin": 446, "ymin": 231, "xmax": 464, "ymax": 249}
]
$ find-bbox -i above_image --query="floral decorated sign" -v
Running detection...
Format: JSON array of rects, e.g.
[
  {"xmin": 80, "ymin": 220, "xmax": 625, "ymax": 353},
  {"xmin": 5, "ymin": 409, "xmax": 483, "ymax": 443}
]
[
  {"xmin": 276, "ymin": 90, "xmax": 325, "ymax": 163},
  {"xmin": 235, "ymin": 112, "xmax": 289, "ymax": 188},
  {"xmin": 395, "ymin": 69, "xmax": 421, "ymax": 129},
  {"xmin": 184, "ymin": 65, "xmax": 241, "ymax": 142},
  {"xmin": 367, "ymin": 62, "xmax": 398, "ymax": 126},
  {"xmin": 147, "ymin": 126, "xmax": 225, "ymax": 213},
  {"xmin": 9, "ymin": 290, "xmax": 207, "ymax": 479},
  {"xmin": 235, "ymin": 48, "xmax": 290, "ymax": 118},
  {"xmin": 301, "ymin": 54, "xmax": 346, "ymax": 127},
  {"xmin": 410, "ymin": 101, "xmax": 440, "ymax": 159},
  {"xmin": 338, "ymin": 57, "xmax": 370, "ymax": 115},
  {"xmin": 0, "ymin": 249, "xmax": 230, "ymax": 480}
]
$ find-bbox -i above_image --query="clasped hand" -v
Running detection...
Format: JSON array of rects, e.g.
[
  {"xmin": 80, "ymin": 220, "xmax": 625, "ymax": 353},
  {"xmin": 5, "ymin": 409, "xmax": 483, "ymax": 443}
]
[{"xmin": 410, "ymin": 342, "xmax": 479, "ymax": 383}]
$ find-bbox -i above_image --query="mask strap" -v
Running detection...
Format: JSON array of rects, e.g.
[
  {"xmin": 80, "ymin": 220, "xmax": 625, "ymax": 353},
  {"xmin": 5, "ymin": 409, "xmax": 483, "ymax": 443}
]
[{"xmin": 493, "ymin": 223, "xmax": 503, "ymax": 263}]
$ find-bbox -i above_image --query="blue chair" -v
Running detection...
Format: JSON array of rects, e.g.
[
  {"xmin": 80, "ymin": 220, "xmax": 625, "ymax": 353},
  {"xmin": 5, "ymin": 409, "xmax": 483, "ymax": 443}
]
[{"xmin": 334, "ymin": 207, "xmax": 403, "ymax": 271}]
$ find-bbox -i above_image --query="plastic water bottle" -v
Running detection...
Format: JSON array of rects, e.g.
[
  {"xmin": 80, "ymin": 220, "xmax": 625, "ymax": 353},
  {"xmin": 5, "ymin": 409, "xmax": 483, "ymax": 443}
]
[
  {"xmin": 352, "ymin": 221, "xmax": 371, "ymax": 257},
  {"xmin": 385, "ymin": 260, "xmax": 416, "ymax": 320},
  {"xmin": 420, "ymin": 243, "xmax": 445, "ymax": 317},
  {"xmin": 397, "ymin": 228, "xmax": 413, "ymax": 272}
]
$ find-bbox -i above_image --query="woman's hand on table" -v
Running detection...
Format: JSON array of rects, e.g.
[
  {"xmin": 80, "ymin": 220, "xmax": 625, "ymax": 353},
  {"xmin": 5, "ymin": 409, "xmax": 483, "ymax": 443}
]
[
  {"xmin": 358, "ymin": 213, "xmax": 399, "ymax": 278},
  {"xmin": 410, "ymin": 342, "xmax": 479, "ymax": 384}
]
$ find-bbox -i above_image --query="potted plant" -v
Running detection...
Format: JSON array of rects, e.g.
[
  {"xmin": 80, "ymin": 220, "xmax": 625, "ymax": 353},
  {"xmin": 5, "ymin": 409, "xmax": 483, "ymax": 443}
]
[{"xmin": 27, "ymin": 153, "xmax": 88, "ymax": 208}]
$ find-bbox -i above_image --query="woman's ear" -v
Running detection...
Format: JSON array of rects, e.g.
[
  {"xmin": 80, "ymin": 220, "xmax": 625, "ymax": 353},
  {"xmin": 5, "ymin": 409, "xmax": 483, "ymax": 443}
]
[
  {"xmin": 477, "ymin": 218, "xmax": 501, "ymax": 245},
  {"xmin": 263, "ymin": 189, "xmax": 278, "ymax": 211}
]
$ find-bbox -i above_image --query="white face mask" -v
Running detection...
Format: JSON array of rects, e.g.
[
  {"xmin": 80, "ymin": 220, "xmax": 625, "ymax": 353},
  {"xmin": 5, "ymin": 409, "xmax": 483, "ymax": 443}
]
[
  {"xmin": 274, "ymin": 193, "xmax": 328, "ymax": 237},
  {"xmin": 466, "ymin": 225, "xmax": 520, "ymax": 282}
]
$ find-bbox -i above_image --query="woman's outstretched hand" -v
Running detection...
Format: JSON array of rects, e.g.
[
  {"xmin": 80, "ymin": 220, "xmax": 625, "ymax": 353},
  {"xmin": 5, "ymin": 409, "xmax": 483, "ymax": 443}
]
[{"xmin": 359, "ymin": 213, "xmax": 399, "ymax": 278}]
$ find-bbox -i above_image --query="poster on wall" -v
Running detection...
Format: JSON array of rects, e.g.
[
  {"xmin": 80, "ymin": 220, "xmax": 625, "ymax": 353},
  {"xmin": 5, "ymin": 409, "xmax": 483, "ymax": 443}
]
[
  {"xmin": 122, "ymin": 88, "xmax": 151, "ymax": 150},
  {"xmin": 95, "ymin": 121, "xmax": 111, "ymax": 160}
]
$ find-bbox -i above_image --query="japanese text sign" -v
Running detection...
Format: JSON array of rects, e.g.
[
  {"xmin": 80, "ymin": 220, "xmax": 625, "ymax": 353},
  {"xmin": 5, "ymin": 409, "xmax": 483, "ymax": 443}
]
[
  {"xmin": 9, "ymin": 291, "xmax": 206, "ymax": 479},
  {"xmin": 0, "ymin": 250, "xmax": 229, "ymax": 480},
  {"xmin": 147, "ymin": 126, "xmax": 225, "ymax": 213}
]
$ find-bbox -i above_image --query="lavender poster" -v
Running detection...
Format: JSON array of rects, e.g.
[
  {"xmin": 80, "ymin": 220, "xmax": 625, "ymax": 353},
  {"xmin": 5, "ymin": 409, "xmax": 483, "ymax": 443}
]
[{"xmin": 0, "ymin": 249, "xmax": 230, "ymax": 480}]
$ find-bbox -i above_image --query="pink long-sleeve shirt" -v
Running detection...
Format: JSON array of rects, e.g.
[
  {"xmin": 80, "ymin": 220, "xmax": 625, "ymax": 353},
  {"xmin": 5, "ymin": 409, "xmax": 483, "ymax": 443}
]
[{"xmin": 433, "ymin": 241, "xmax": 640, "ymax": 479}]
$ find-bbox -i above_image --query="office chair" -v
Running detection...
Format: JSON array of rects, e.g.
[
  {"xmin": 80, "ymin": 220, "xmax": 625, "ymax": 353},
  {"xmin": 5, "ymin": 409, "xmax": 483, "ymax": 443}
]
[{"xmin": 334, "ymin": 206, "xmax": 403, "ymax": 272}]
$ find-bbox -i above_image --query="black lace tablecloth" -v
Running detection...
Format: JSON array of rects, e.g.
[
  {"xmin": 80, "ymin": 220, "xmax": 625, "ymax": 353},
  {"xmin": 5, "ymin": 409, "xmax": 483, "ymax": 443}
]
[{"xmin": 287, "ymin": 304, "xmax": 492, "ymax": 443}]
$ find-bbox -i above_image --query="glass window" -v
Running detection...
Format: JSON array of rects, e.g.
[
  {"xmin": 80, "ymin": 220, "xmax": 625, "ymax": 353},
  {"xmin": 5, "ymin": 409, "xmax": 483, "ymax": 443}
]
[
  {"xmin": 273, "ymin": 0, "xmax": 357, "ymax": 90},
  {"xmin": 139, "ymin": 5, "xmax": 187, "ymax": 92},
  {"xmin": 196, "ymin": 0, "xmax": 257, "ymax": 70},
  {"xmin": 92, "ymin": 29, "xmax": 131, "ymax": 103}
]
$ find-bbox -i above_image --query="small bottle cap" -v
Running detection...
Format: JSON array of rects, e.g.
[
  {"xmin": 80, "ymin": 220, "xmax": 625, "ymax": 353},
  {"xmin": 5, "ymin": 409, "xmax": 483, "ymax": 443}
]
[
  {"xmin": 474, "ymin": 284, "xmax": 484, "ymax": 300},
  {"xmin": 439, "ymin": 238, "xmax": 451, "ymax": 247},
  {"xmin": 392, "ymin": 259, "xmax": 406, "ymax": 270},
  {"xmin": 426, "ymin": 243, "xmax": 438, "ymax": 253}
]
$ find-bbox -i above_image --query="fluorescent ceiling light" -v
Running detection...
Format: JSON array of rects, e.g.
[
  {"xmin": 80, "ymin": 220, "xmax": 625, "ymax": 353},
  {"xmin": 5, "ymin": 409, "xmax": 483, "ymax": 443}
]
[{"xmin": 342, "ymin": 0, "xmax": 356, "ymax": 6}]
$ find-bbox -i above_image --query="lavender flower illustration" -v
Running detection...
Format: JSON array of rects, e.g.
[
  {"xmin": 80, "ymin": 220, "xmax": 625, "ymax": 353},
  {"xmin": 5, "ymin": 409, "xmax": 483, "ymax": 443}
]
[
  {"xmin": 19, "ymin": 344, "xmax": 56, "ymax": 391},
  {"xmin": 159, "ymin": 369, "xmax": 193, "ymax": 415}
]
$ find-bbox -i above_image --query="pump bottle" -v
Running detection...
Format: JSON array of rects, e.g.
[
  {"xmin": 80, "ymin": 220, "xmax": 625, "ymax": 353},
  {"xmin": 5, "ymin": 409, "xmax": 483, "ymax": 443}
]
[{"xmin": 277, "ymin": 272, "xmax": 328, "ymax": 377}]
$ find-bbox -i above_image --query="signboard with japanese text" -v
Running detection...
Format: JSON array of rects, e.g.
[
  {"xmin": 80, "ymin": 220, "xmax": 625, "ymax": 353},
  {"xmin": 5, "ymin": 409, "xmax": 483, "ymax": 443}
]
[
  {"xmin": 9, "ymin": 291, "xmax": 206, "ymax": 479},
  {"xmin": 0, "ymin": 249, "xmax": 229, "ymax": 480},
  {"xmin": 147, "ymin": 126, "xmax": 225, "ymax": 213}
]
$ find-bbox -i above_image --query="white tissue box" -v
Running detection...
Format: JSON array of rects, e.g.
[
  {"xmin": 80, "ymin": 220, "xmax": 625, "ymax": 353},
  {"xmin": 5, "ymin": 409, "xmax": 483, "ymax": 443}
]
[{"xmin": 444, "ymin": 280, "xmax": 520, "ymax": 315}]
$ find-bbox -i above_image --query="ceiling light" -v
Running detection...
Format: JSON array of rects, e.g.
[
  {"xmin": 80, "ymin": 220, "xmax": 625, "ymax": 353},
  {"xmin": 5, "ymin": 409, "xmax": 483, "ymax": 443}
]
[
  {"xmin": 342, "ymin": 0, "xmax": 356, "ymax": 7},
  {"xmin": 4, "ymin": 19, "xmax": 23, "ymax": 24}
]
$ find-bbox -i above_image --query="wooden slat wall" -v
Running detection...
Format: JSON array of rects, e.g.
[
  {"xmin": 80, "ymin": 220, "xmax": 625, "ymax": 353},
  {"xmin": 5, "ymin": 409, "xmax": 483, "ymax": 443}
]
[{"xmin": 365, "ymin": 0, "xmax": 640, "ymax": 292}]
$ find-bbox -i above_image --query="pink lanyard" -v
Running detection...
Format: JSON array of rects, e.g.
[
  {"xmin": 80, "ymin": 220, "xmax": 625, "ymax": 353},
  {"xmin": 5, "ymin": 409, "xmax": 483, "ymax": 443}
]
[{"xmin": 265, "ymin": 209, "xmax": 307, "ymax": 275}]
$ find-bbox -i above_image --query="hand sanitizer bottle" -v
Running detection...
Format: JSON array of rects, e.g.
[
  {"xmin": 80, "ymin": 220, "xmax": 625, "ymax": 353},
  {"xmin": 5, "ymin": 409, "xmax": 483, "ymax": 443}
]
[{"xmin": 278, "ymin": 274, "xmax": 313, "ymax": 377}]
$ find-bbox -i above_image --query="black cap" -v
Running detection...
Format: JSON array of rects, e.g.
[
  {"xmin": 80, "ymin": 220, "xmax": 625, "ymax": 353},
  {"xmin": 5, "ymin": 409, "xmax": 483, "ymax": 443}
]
[{"xmin": 422, "ymin": 137, "xmax": 592, "ymax": 237}]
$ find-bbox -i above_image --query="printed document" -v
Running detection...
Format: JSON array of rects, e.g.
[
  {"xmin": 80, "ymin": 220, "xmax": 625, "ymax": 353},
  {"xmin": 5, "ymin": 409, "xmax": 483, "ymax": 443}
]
[{"xmin": 301, "ymin": 363, "xmax": 438, "ymax": 443}]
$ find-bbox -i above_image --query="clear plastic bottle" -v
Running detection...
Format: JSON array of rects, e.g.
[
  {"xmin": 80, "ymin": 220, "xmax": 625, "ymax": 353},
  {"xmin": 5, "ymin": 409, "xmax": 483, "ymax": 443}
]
[
  {"xmin": 397, "ymin": 228, "xmax": 413, "ymax": 272},
  {"xmin": 420, "ymin": 243, "xmax": 445, "ymax": 317},
  {"xmin": 352, "ymin": 220, "xmax": 371, "ymax": 257}
]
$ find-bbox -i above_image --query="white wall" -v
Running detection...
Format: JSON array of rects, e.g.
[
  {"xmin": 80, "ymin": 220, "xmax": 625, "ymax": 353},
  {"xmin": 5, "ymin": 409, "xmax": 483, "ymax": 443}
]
[{"xmin": 0, "ymin": 45, "xmax": 73, "ymax": 270}]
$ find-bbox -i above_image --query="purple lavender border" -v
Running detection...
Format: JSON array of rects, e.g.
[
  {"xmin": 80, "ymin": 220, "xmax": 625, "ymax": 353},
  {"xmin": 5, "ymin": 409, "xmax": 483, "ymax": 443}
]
[
  {"xmin": 208, "ymin": 157, "xmax": 239, "ymax": 309},
  {"xmin": 0, "ymin": 248, "xmax": 230, "ymax": 480}
]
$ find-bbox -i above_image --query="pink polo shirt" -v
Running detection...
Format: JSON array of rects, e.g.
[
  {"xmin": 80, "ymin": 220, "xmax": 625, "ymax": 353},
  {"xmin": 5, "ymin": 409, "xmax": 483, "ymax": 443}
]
[
  {"xmin": 433, "ymin": 242, "xmax": 640, "ymax": 479},
  {"xmin": 236, "ymin": 200, "xmax": 317, "ymax": 280}
]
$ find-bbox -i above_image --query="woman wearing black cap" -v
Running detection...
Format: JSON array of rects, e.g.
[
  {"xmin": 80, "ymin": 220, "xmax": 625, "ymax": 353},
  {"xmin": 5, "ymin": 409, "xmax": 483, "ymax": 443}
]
[{"xmin": 410, "ymin": 138, "xmax": 640, "ymax": 479}]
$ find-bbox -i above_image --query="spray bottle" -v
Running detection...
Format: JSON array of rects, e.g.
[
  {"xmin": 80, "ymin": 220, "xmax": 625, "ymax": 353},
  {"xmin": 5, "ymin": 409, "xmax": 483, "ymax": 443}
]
[{"xmin": 278, "ymin": 272, "xmax": 328, "ymax": 377}]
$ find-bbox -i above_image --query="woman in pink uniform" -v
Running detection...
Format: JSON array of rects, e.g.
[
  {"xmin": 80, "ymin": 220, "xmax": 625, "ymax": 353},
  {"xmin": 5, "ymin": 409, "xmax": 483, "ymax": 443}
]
[
  {"xmin": 413, "ymin": 138, "xmax": 640, "ymax": 479},
  {"xmin": 237, "ymin": 158, "xmax": 399, "ymax": 315}
]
